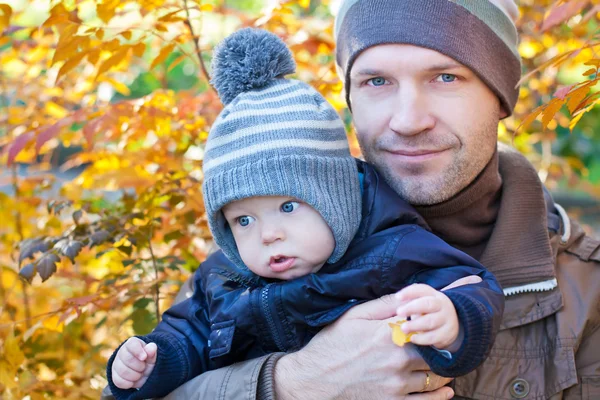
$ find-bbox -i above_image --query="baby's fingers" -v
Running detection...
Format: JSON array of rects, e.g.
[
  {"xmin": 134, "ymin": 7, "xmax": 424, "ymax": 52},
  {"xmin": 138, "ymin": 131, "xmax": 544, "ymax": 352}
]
[
  {"xmin": 123, "ymin": 337, "xmax": 148, "ymax": 362},
  {"xmin": 401, "ymin": 313, "xmax": 444, "ymax": 335},
  {"xmin": 112, "ymin": 358, "xmax": 144, "ymax": 387},
  {"xmin": 396, "ymin": 296, "xmax": 441, "ymax": 319}
]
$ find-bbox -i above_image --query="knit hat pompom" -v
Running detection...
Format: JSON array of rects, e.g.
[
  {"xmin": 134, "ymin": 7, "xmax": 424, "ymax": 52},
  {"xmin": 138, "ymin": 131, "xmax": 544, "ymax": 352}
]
[{"xmin": 210, "ymin": 28, "xmax": 297, "ymax": 105}]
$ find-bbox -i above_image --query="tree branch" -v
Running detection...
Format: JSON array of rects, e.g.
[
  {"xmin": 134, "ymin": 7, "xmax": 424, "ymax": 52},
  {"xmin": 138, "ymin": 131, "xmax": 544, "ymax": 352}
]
[{"xmin": 183, "ymin": 0, "xmax": 215, "ymax": 93}]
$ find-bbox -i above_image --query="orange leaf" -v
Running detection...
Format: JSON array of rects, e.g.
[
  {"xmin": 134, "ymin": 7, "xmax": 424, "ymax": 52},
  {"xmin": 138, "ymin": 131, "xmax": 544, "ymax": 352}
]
[
  {"xmin": 541, "ymin": 98, "xmax": 565, "ymax": 130},
  {"xmin": 150, "ymin": 43, "xmax": 176, "ymax": 70},
  {"xmin": 517, "ymin": 105, "xmax": 544, "ymax": 131},
  {"xmin": 167, "ymin": 54, "xmax": 188, "ymax": 72},
  {"xmin": 567, "ymin": 84, "xmax": 592, "ymax": 114},
  {"xmin": 96, "ymin": 28, "xmax": 105, "ymax": 40},
  {"xmin": 0, "ymin": 4, "xmax": 12, "ymax": 32},
  {"xmin": 56, "ymin": 51, "xmax": 87, "ymax": 82},
  {"xmin": 97, "ymin": 0, "xmax": 120, "ymax": 23},
  {"xmin": 120, "ymin": 30, "xmax": 132, "ymax": 40},
  {"xmin": 583, "ymin": 68, "xmax": 597, "ymax": 76},
  {"xmin": 132, "ymin": 42, "xmax": 146, "ymax": 57},
  {"xmin": 541, "ymin": 0, "xmax": 589, "ymax": 32},
  {"xmin": 96, "ymin": 46, "xmax": 130, "ymax": 78}
]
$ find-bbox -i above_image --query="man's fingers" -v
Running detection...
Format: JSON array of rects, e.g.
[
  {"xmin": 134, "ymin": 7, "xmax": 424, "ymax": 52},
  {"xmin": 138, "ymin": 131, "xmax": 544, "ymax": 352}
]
[
  {"xmin": 409, "ymin": 331, "xmax": 443, "ymax": 347},
  {"xmin": 403, "ymin": 371, "xmax": 451, "ymax": 396},
  {"xmin": 396, "ymin": 296, "xmax": 441, "ymax": 319},
  {"xmin": 124, "ymin": 337, "xmax": 148, "ymax": 361},
  {"xmin": 396, "ymin": 284, "xmax": 437, "ymax": 303},
  {"xmin": 407, "ymin": 386, "xmax": 454, "ymax": 399},
  {"xmin": 343, "ymin": 293, "xmax": 402, "ymax": 320},
  {"xmin": 441, "ymin": 275, "xmax": 482, "ymax": 291}
]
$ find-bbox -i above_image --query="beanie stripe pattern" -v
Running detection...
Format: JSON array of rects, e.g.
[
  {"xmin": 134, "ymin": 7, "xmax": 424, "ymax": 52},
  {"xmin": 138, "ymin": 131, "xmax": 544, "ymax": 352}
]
[
  {"xmin": 334, "ymin": 0, "xmax": 521, "ymax": 116},
  {"xmin": 204, "ymin": 29, "xmax": 362, "ymax": 269}
]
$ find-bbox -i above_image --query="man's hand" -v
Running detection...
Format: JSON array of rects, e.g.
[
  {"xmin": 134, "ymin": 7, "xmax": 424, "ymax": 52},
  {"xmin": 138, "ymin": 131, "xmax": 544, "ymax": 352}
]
[
  {"xmin": 274, "ymin": 294, "xmax": 454, "ymax": 399},
  {"xmin": 111, "ymin": 337, "xmax": 157, "ymax": 390},
  {"xmin": 395, "ymin": 284, "xmax": 460, "ymax": 350}
]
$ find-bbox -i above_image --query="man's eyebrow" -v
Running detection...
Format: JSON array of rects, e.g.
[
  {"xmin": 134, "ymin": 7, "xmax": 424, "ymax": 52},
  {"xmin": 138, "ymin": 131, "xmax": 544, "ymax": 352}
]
[
  {"xmin": 425, "ymin": 62, "xmax": 465, "ymax": 72},
  {"xmin": 351, "ymin": 68, "xmax": 385, "ymax": 77}
]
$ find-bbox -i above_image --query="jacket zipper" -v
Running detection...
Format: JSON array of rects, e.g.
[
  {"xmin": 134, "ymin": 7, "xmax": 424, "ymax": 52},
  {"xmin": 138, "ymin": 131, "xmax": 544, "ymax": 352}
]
[
  {"xmin": 503, "ymin": 278, "xmax": 558, "ymax": 296},
  {"xmin": 261, "ymin": 283, "xmax": 286, "ymax": 351}
]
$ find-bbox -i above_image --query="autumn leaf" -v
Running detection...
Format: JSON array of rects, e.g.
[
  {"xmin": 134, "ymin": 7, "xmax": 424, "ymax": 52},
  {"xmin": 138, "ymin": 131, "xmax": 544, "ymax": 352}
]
[
  {"xmin": 56, "ymin": 51, "xmax": 87, "ymax": 82},
  {"xmin": 541, "ymin": 0, "xmax": 589, "ymax": 32},
  {"xmin": 554, "ymin": 85, "xmax": 574, "ymax": 100},
  {"xmin": 0, "ymin": 3, "xmax": 12, "ymax": 32},
  {"xmin": 7, "ymin": 131, "xmax": 34, "ymax": 166},
  {"xmin": 150, "ymin": 43, "xmax": 176, "ymax": 70},
  {"xmin": 97, "ymin": 0, "xmax": 120, "ymax": 23},
  {"xmin": 567, "ymin": 84, "xmax": 592, "ymax": 114},
  {"xmin": 19, "ymin": 263, "xmax": 36, "ymax": 283},
  {"xmin": 19, "ymin": 238, "xmax": 50, "ymax": 262},
  {"xmin": 89, "ymin": 230, "xmax": 110, "ymax": 247},
  {"xmin": 4, "ymin": 332, "xmax": 25, "ymax": 368},
  {"xmin": 388, "ymin": 320, "xmax": 413, "ymax": 347},
  {"xmin": 37, "ymin": 253, "xmax": 60, "ymax": 281},
  {"xmin": 96, "ymin": 46, "xmax": 130, "ymax": 78},
  {"xmin": 54, "ymin": 239, "xmax": 84, "ymax": 263},
  {"xmin": 541, "ymin": 98, "xmax": 565, "ymax": 130}
]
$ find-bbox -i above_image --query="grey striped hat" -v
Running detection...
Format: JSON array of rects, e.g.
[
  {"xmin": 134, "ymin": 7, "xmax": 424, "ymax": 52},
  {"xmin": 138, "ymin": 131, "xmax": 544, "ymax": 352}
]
[{"xmin": 203, "ymin": 28, "xmax": 361, "ymax": 269}]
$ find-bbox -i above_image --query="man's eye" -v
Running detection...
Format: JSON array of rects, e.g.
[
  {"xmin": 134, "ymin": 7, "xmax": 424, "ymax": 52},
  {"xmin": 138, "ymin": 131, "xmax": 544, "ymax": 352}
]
[
  {"xmin": 237, "ymin": 216, "xmax": 255, "ymax": 227},
  {"xmin": 367, "ymin": 77, "xmax": 387, "ymax": 86},
  {"xmin": 281, "ymin": 201, "xmax": 300, "ymax": 213},
  {"xmin": 438, "ymin": 74, "xmax": 457, "ymax": 83}
]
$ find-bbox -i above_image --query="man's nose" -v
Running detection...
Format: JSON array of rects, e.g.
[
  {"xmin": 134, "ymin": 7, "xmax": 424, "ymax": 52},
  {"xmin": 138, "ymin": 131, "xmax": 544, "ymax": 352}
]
[
  {"xmin": 388, "ymin": 84, "xmax": 436, "ymax": 136},
  {"xmin": 261, "ymin": 223, "xmax": 285, "ymax": 245}
]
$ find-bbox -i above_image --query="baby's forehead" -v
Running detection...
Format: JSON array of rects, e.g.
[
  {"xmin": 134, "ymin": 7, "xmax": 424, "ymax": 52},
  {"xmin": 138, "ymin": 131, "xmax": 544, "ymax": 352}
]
[{"xmin": 222, "ymin": 196, "xmax": 293, "ymax": 212}]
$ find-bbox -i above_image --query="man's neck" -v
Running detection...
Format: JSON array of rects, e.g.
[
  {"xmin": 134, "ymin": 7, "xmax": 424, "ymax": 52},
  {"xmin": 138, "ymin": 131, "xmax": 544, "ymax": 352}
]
[{"xmin": 416, "ymin": 150, "xmax": 502, "ymax": 261}]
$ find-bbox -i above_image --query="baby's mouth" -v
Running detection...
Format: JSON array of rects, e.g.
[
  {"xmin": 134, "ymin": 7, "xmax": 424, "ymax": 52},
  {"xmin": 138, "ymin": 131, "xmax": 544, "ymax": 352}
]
[{"xmin": 269, "ymin": 256, "xmax": 296, "ymax": 272}]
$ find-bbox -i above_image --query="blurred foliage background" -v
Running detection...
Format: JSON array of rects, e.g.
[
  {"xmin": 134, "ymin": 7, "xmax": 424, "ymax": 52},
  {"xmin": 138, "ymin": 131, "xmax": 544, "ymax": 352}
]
[{"xmin": 0, "ymin": 0, "xmax": 598, "ymax": 398}]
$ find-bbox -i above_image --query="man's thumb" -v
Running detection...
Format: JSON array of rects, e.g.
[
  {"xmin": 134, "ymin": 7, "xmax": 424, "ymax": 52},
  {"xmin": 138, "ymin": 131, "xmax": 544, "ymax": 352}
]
[
  {"xmin": 144, "ymin": 342, "xmax": 158, "ymax": 364},
  {"xmin": 342, "ymin": 293, "xmax": 402, "ymax": 321}
]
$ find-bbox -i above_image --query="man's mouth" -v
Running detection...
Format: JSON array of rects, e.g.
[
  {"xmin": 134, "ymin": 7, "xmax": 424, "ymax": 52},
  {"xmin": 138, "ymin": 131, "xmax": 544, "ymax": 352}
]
[
  {"xmin": 269, "ymin": 256, "xmax": 296, "ymax": 272},
  {"xmin": 387, "ymin": 148, "xmax": 449, "ymax": 162}
]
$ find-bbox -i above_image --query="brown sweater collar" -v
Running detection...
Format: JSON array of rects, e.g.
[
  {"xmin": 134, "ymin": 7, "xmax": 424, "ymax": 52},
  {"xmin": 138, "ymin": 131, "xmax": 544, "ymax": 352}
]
[{"xmin": 416, "ymin": 146, "xmax": 556, "ymax": 288}]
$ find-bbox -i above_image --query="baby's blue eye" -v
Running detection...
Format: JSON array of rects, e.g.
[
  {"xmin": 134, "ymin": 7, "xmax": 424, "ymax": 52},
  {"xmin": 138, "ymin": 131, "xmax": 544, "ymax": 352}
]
[
  {"xmin": 237, "ymin": 216, "xmax": 255, "ymax": 226},
  {"xmin": 440, "ymin": 74, "xmax": 456, "ymax": 83},
  {"xmin": 369, "ymin": 77, "xmax": 387, "ymax": 86},
  {"xmin": 281, "ymin": 201, "xmax": 299, "ymax": 213}
]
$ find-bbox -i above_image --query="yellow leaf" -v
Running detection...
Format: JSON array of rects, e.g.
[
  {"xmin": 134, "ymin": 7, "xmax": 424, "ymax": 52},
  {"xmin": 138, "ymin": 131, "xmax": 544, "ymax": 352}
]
[
  {"xmin": 155, "ymin": 23, "xmax": 168, "ymax": 32},
  {"xmin": 4, "ymin": 332, "xmax": 25, "ymax": 368},
  {"xmin": 56, "ymin": 52, "xmax": 87, "ymax": 82},
  {"xmin": 96, "ymin": 46, "xmax": 130, "ymax": 78},
  {"xmin": 0, "ymin": 360, "xmax": 17, "ymax": 389},
  {"xmin": 87, "ymin": 49, "xmax": 100, "ymax": 65},
  {"xmin": 120, "ymin": 30, "xmax": 132, "ymax": 40},
  {"xmin": 45, "ymin": 101, "xmax": 69, "ymax": 118},
  {"xmin": 200, "ymin": 4, "xmax": 213, "ymax": 11},
  {"xmin": 103, "ymin": 77, "xmax": 131, "ymax": 96},
  {"xmin": 42, "ymin": 314, "xmax": 64, "ymax": 333},
  {"xmin": 299, "ymin": 0, "xmax": 310, "ymax": 8},
  {"xmin": 541, "ymin": 98, "xmax": 565, "ymax": 130},
  {"xmin": 150, "ymin": 43, "xmax": 176, "ymax": 70},
  {"xmin": 96, "ymin": 28, "xmax": 105, "ymax": 40},
  {"xmin": 584, "ymin": 59, "xmax": 600, "ymax": 67},
  {"xmin": 517, "ymin": 105, "xmax": 544, "ymax": 132},
  {"xmin": 388, "ymin": 320, "xmax": 414, "ymax": 347}
]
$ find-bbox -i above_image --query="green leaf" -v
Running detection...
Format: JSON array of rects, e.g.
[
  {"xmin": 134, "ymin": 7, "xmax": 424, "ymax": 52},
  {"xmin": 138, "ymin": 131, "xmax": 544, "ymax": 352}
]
[{"xmin": 130, "ymin": 308, "xmax": 156, "ymax": 335}]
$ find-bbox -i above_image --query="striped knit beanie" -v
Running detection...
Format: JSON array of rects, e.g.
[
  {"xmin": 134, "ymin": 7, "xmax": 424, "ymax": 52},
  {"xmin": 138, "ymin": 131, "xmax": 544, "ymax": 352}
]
[
  {"xmin": 203, "ymin": 28, "xmax": 362, "ymax": 269},
  {"xmin": 334, "ymin": 0, "xmax": 522, "ymax": 117}
]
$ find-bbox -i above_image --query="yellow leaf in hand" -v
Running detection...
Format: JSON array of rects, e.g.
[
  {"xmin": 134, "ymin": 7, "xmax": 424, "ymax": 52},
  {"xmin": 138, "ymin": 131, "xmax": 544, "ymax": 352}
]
[{"xmin": 388, "ymin": 320, "xmax": 413, "ymax": 347}]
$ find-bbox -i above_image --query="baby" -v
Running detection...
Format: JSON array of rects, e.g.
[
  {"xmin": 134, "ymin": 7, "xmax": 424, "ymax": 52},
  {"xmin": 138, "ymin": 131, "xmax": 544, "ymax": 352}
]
[{"xmin": 106, "ymin": 28, "xmax": 504, "ymax": 400}]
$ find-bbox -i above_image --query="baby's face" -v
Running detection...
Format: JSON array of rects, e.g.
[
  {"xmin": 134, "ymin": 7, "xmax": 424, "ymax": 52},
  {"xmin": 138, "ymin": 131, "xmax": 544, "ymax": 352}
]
[{"xmin": 222, "ymin": 196, "xmax": 335, "ymax": 280}]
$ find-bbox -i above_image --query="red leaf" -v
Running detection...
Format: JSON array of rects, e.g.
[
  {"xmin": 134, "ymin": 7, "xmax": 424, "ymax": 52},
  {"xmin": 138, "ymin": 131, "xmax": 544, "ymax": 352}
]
[
  {"xmin": 554, "ymin": 85, "xmax": 574, "ymax": 100},
  {"xmin": 541, "ymin": 0, "xmax": 590, "ymax": 32},
  {"xmin": 35, "ymin": 123, "xmax": 62, "ymax": 152},
  {"xmin": 7, "ymin": 131, "xmax": 34, "ymax": 166}
]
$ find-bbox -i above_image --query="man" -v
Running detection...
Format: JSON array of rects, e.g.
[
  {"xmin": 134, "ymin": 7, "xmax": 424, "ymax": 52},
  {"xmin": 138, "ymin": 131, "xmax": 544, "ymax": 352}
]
[{"xmin": 105, "ymin": 0, "xmax": 600, "ymax": 398}]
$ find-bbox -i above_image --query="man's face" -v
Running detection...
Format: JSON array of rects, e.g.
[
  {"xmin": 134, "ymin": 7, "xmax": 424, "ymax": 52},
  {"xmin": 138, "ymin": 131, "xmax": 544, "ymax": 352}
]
[{"xmin": 349, "ymin": 44, "xmax": 503, "ymax": 205}]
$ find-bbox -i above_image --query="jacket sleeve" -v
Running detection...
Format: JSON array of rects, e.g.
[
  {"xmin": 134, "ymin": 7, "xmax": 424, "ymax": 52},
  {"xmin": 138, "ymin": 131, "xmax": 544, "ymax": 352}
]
[
  {"xmin": 105, "ymin": 253, "xmax": 223, "ymax": 400},
  {"xmin": 387, "ymin": 226, "xmax": 505, "ymax": 378}
]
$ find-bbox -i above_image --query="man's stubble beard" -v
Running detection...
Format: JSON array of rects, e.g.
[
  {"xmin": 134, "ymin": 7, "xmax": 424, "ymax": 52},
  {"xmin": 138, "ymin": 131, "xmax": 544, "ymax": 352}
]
[{"xmin": 358, "ymin": 119, "xmax": 499, "ymax": 206}]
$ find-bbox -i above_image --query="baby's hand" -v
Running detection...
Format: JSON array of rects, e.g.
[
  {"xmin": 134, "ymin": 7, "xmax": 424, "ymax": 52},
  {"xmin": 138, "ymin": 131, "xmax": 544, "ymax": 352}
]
[
  {"xmin": 394, "ymin": 284, "xmax": 460, "ymax": 350},
  {"xmin": 111, "ymin": 337, "xmax": 157, "ymax": 390}
]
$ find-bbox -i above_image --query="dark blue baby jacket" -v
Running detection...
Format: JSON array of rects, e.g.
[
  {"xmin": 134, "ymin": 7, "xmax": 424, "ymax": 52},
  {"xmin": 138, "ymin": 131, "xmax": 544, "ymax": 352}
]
[{"xmin": 107, "ymin": 160, "xmax": 504, "ymax": 400}]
